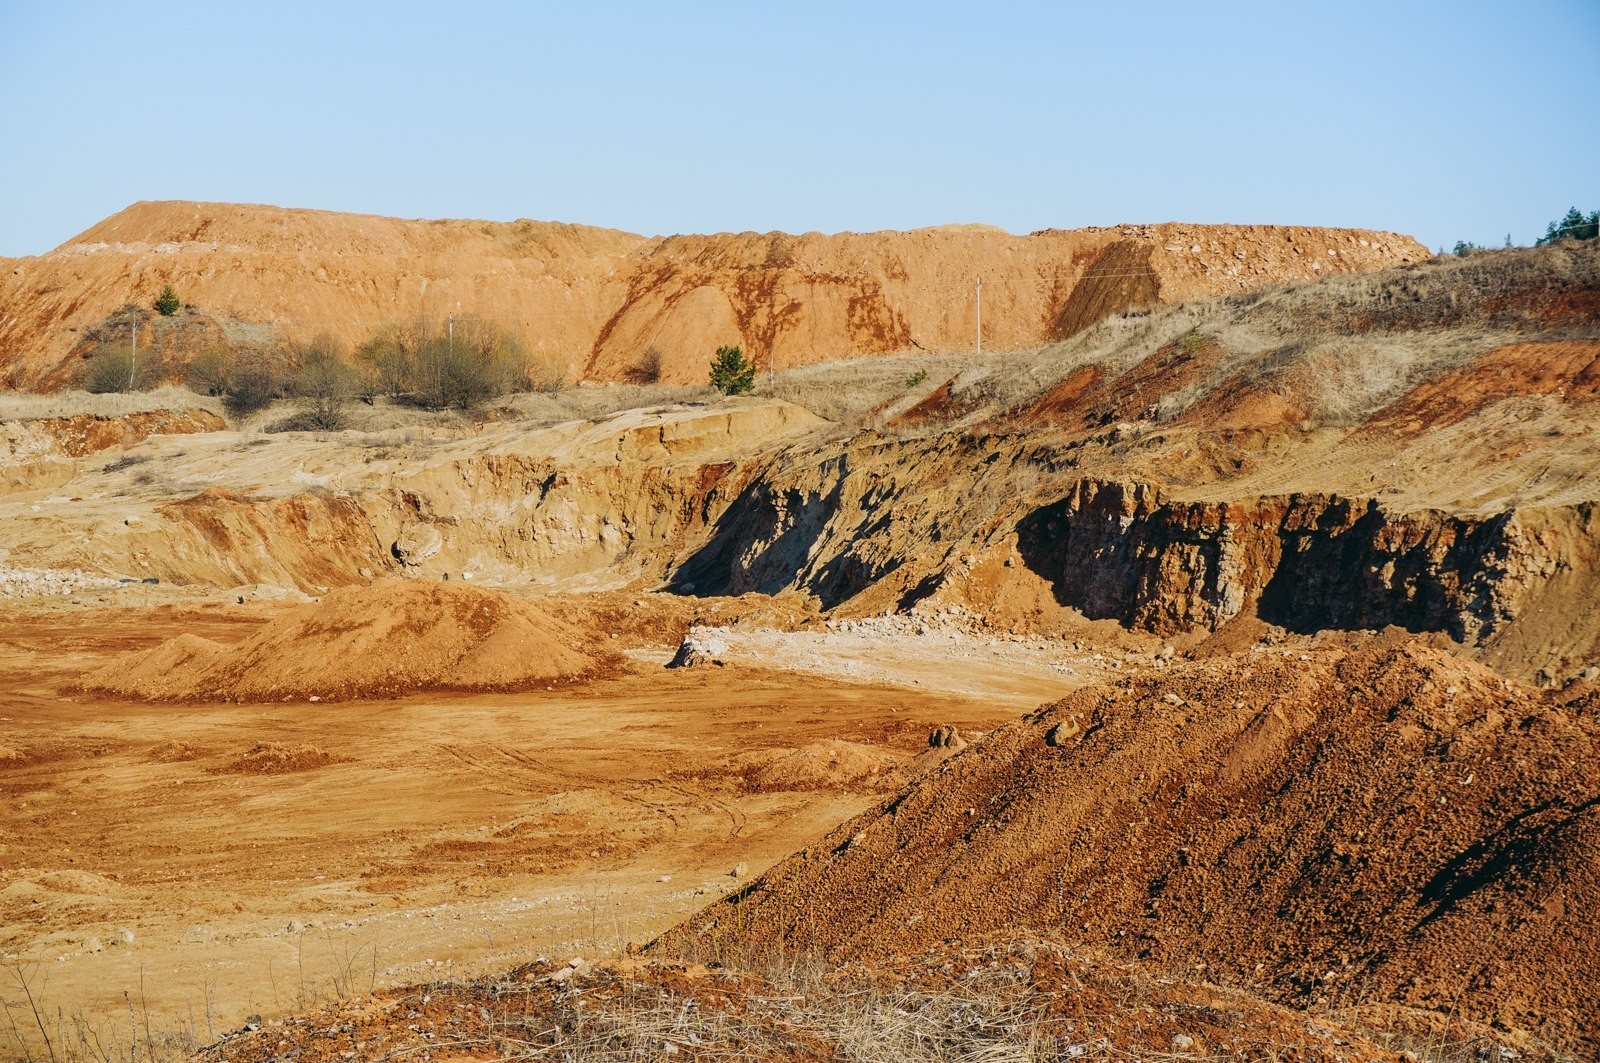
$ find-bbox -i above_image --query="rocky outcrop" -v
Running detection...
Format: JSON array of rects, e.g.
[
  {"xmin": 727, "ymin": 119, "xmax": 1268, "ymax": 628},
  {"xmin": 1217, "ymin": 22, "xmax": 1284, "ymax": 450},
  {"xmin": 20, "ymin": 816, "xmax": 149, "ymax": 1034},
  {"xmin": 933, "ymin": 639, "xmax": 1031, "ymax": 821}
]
[
  {"xmin": 665, "ymin": 443, "xmax": 1600, "ymax": 681},
  {"xmin": 0, "ymin": 201, "xmax": 1426, "ymax": 388},
  {"xmin": 1013, "ymin": 481, "xmax": 1551, "ymax": 644}
]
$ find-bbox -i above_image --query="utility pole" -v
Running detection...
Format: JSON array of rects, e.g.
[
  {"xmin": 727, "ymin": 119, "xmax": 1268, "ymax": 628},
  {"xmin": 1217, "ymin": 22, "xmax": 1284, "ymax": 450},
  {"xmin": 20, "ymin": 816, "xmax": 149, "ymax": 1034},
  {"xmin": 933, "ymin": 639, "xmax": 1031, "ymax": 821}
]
[
  {"xmin": 129, "ymin": 320, "xmax": 137, "ymax": 390},
  {"xmin": 448, "ymin": 312, "xmax": 454, "ymax": 352},
  {"xmin": 976, "ymin": 276, "xmax": 982, "ymax": 357}
]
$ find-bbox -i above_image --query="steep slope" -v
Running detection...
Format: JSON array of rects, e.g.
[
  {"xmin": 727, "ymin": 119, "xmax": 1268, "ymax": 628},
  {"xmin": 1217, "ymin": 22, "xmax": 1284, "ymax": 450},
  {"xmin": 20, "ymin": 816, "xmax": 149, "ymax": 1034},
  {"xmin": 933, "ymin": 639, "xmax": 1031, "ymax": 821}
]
[
  {"xmin": 0, "ymin": 201, "xmax": 650, "ymax": 389},
  {"xmin": 653, "ymin": 642, "xmax": 1600, "ymax": 1054},
  {"xmin": 0, "ymin": 201, "xmax": 1425, "ymax": 388}
]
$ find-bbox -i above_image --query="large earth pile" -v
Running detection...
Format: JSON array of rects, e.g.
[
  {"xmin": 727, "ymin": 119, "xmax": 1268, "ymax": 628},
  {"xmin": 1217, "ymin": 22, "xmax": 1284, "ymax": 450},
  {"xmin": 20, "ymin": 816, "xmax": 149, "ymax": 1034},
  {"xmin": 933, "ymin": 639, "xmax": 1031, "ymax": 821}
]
[
  {"xmin": 0, "ymin": 201, "xmax": 1426, "ymax": 388},
  {"xmin": 654, "ymin": 640, "xmax": 1600, "ymax": 1054},
  {"xmin": 82, "ymin": 579, "xmax": 599, "ymax": 701}
]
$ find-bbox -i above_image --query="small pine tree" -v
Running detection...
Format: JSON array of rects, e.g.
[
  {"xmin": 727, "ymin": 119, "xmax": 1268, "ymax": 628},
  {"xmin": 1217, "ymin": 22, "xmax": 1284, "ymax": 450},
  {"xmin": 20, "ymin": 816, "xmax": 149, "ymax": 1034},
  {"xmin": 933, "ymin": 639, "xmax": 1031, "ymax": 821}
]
[
  {"xmin": 154, "ymin": 284, "xmax": 181, "ymax": 316},
  {"xmin": 708, "ymin": 345, "xmax": 756, "ymax": 395}
]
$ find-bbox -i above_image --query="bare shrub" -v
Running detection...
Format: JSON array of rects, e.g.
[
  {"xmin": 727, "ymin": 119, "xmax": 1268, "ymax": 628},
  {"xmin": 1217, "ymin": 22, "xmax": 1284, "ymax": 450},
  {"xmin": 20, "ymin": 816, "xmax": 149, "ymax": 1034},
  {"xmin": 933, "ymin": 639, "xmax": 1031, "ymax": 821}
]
[
  {"xmin": 78, "ymin": 346, "xmax": 153, "ymax": 393},
  {"xmin": 624, "ymin": 345, "xmax": 664, "ymax": 385},
  {"xmin": 284, "ymin": 332, "xmax": 358, "ymax": 430},
  {"xmin": 356, "ymin": 316, "xmax": 537, "ymax": 410},
  {"xmin": 221, "ymin": 352, "xmax": 287, "ymax": 421},
  {"xmin": 185, "ymin": 347, "xmax": 236, "ymax": 396}
]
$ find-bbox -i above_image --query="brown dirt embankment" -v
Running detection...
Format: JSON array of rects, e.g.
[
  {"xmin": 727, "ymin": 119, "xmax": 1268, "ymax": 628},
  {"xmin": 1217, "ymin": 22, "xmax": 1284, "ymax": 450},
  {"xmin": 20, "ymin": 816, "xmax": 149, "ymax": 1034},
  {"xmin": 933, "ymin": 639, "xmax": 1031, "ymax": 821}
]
[
  {"xmin": 81, "ymin": 578, "xmax": 600, "ymax": 701},
  {"xmin": 17, "ymin": 408, "xmax": 225, "ymax": 457},
  {"xmin": 654, "ymin": 640, "xmax": 1600, "ymax": 1055},
  {"xmin": 0, "ymin": 200, "xmax": 1425, "ymax": 387}
]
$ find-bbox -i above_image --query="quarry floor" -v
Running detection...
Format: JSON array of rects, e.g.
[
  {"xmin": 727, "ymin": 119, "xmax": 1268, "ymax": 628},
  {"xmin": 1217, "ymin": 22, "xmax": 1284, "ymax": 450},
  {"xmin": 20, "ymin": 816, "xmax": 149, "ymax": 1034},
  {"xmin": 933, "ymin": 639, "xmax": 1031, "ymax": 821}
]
[{"xmin": 0, "ymin": 594, "xmax": 1126, "ymax": 1044}]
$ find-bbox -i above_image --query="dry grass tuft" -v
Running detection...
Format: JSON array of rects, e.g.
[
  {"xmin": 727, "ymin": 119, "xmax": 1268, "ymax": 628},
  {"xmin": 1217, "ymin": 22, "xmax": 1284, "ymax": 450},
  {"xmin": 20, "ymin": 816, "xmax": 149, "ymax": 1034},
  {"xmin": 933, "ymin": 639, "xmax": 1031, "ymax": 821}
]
[{"xmin": 0, "ymin": 386, "xmax": 225, "ymax": 422}]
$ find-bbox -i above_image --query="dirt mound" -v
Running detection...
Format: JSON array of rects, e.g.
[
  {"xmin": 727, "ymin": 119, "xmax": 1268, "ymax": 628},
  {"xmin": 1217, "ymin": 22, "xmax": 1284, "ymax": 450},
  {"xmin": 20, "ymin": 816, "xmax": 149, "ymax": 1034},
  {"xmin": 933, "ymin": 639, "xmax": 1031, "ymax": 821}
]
[
  {"xmin": 4, "ymin": 408, "xmax": 224, "ymax": 458},
  {"xmin": 216, "ymin": 743, "xmax": 344, "ymax": 775},
  {"xmin": 145, "ymin": 739, "xmax": 207, "ymax": 762},
  {"xmin": 740, "ymin": 739, "xmax": 903, "ymax": 791},
  {"xmin": 0, "ymin": 201, "xmax": 1424, "ymax": 388},
  {"xmin": 665, "ymin": 630, "xmax": 729, "ymax": 668},
  {"xmin": 655, "ymin": 641, "xmax": 1600, "ymax": 1054},
  {"xmin": 82, "ymin": 579, "xmax": 600, "ymax": 701}
]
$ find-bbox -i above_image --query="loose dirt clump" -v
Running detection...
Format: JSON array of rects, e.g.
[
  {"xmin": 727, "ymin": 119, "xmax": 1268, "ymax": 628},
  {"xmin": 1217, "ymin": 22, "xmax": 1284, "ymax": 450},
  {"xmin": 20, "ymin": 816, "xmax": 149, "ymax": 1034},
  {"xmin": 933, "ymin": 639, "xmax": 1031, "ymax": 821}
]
[
  {"xmin": 739, "ymin": 739, "xmax": 904, "ymax": 792},
  {"xmin": 145, "ymin": 738, "xmax": 208, "ymax": 762},
  {"xmin": 655, "ymin": 640, "xmax": 1600, "ymax": 1055},
  {"xmin": 80, "ymin": 578, "xmax": 600, "ymax": 701},
  {"xmin": 215, "ymin": 743, "xmax": 345, "ymax": 775}
]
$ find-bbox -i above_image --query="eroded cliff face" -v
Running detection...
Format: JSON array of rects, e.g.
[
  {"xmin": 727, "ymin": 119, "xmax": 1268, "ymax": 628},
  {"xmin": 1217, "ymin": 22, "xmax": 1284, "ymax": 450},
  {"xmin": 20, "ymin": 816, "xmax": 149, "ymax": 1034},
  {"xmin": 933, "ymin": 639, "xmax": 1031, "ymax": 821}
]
[
  {"xmin": 652, "ymin": 435, "xmax": 1600, "ymax": 682},
  {"xmin": 1012, "ymin": 481, "xmax": 1578, "ymax": 649},
  {"xmin": 0, "ymin": 202, "xmax": 1427, "ymax": 388},
  {"xmin": 3, "ymin": 402, "xmax": 824, "ymax": 597},
  {"xmin": 1, "ymin": 397, "xmax": 1593, "ymax": 683}
]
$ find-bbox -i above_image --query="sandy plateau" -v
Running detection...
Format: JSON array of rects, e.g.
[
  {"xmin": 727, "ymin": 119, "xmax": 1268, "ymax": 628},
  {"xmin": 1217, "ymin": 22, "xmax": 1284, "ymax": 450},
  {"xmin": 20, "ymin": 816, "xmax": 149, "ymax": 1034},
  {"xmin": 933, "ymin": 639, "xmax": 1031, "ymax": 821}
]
[{"xmin": 0, "ymin": 215, "xmax": 1598, "ymax": 1060}]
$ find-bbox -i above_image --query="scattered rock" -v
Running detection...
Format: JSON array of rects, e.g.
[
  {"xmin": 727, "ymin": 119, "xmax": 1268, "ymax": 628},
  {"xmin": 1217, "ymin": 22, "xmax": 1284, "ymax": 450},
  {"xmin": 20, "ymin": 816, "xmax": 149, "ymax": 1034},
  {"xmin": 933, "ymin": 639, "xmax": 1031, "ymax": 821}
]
[
  {"xmin": 666, "ymin": 628, "xmax": 729, "ymax": 669},
  {"xmin": 1045, "ymin": 717, "xmax": 1083, "ymax": 747},
  {"xmin": 392, "ymin": 524, "xmax": 443, "ymax": 566}
]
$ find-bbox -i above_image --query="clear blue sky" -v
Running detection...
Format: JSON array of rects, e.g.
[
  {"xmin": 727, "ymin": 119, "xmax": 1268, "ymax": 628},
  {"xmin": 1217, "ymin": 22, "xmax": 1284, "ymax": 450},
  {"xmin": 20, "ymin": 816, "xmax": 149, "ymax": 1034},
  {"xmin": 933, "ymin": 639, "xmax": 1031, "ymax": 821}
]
[{"xmin": 1, "ymin": 0, "xmax": 1595, "ymax": 256}]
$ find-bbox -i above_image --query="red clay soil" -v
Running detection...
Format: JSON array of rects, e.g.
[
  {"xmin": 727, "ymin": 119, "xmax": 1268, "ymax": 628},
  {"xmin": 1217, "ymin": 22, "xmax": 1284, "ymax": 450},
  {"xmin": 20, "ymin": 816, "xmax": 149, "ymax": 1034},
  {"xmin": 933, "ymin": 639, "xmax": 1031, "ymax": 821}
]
[
  {"xmin": 1362, "ymin": 339, "xmax": 1600, "ymax": 439},
  {"xmin": 1017, "ymin": 337, "xmax": 1232, "ymax": 431},
  {"xmin": 889, "ymin": 376, "xmax": 987, "ymax": 428},
  {"xmin": 24, "ymin": 407, "xmax": 224, "ymax": 456},
  {"xmin": 79, "ymin": 578, "xmax": 601, "ymax": 701},
  {"xmin": 1018, "ymin": 365, "xmax": 1104, "ymax": 426},
  {"xmin": 654, "ymin": 640, "xmax": 1600, "ymax": 1055}
]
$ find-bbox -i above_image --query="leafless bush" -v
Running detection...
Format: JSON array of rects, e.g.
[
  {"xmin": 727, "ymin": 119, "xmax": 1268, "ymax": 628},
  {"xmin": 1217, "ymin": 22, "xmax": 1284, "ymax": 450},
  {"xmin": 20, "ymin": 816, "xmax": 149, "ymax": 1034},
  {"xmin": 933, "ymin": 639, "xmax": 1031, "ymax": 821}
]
[
  {"xmin": 77, "ymin": 346, "xmax": 154, "ymax": 393},
  {"xmin": 282, "ymin": 332, "xmax": 358, "ymax": 430},
  {"xmin": 355, "ymin": 316, "xmax": 540, "ymax": 410},
  {"xmin": 184, "ymin": 347, "xmax": 235, "ymax": 396},
  {"xmin": 624, "ymin": 346, "xmax": 664, "ymax": 385}
]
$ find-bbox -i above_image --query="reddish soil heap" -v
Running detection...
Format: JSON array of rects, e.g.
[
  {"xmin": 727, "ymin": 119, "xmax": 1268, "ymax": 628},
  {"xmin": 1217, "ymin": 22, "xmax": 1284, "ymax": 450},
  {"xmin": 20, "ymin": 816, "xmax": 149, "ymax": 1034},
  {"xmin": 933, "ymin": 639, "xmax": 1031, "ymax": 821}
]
[
  {"xmin": 0, "ymin": 201, "xmax": 1426, "ymax": 388},
  {"xmin": 655, "ymin": 641, "xmax": 1600, "ymax": 1054},
  {"xmin": 82, "ymin": 578, "xmax": 599, "ymax": 701}
]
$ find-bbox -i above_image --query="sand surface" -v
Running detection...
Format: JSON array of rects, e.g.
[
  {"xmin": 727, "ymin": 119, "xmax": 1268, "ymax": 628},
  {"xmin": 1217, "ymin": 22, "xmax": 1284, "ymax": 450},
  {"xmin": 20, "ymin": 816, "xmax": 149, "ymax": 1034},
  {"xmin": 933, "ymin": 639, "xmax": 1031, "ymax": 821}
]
[{"xmin": 0, "ymin": 600, "xmax": 1094, "ymax": 1045}]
